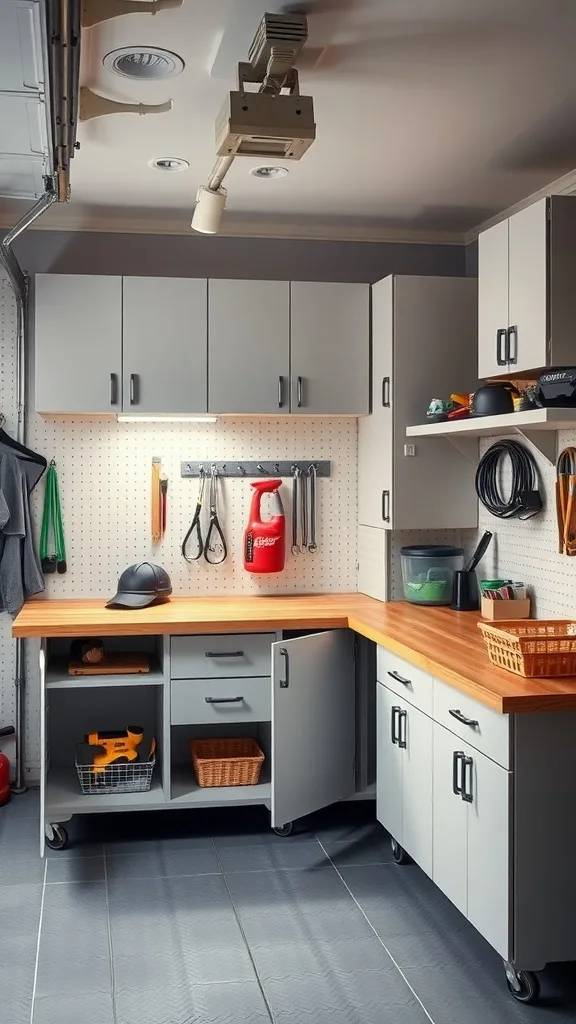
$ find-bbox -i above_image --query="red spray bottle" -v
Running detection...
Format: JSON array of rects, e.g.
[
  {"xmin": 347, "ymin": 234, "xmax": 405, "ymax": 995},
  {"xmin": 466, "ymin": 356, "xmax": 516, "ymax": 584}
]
[{"xmin": 244, "ymin": 480, "xmax": 285, "ymax": 573}]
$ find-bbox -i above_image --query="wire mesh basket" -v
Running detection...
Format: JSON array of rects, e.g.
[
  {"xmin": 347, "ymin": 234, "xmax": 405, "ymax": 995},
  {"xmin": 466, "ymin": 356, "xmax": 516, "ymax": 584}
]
[
  {"xmin": 75, "ymin": 756, "xmax": 156, "ymax": 795},
  {"xmin": 479, "ymin": 620, "xmax": 576, "ymax": 677}
]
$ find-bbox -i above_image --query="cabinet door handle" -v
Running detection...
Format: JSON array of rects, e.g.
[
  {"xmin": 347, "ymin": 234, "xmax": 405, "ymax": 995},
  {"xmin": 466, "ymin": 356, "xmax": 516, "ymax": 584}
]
[
  {"xmin": 452, "ymin": 750, "xmax": 464, "ymax": 795},
  {"xmin": 129, "ymin": 373, "xmax": 138, "ymax": 405},
  {"xmin": 496, "ymin": 328, "xmax": 507, "ymax": 366},
  {"xmin": 507, "ymin": 325, "xmax": 518, "ymax": 365},
  {"xmin": 388, "ymin": 670, "xmax": 411, "ymax": 687},
  {"xmin": 205, "ymin": 650, "xmax": 244, "ymax": 659},
  {"xmin": 205, "ymin": 696, "xmax": 244, "ymax": 704},
  {"xmin": 462, "ymin": 755, "xmax": 474, "ymax": 803},
  {"xmin": 391, "ymin": 705, "xmax": 400, "ymax": 744},
  {"xmin": 381, "ymin": 490, "xmax": 390, "ymax": 523},
  {"xmin": 449, "ymin": 709, "xmax": 479, "ymax": 728},
  {"xmin": 398, "ymin": 709, "xmax": 407, "ymax": 749},
  {"xmin": 381, "ymin": 376, "xmax": 390, "ymax": 407},
  {"xmin": 279, "ymin": 646, "xmax": 289, "ymax": 689},
  {"xmin": 110, "ymin": 373, "xmax": 118, "ymax": 406},
  {"xmin": 297, "ymin": 376, "xmax": 303, "ymax": 408},
  {"xmin": 278, "ymin": 375, "xmax": 285, "ymax": 408}
]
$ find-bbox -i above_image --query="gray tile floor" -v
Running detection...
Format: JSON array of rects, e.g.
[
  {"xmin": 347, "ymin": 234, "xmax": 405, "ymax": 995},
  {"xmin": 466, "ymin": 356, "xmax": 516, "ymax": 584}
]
[{"xmin": 1, "ymin": 791, "xmax": 576, "ymax": 1024}]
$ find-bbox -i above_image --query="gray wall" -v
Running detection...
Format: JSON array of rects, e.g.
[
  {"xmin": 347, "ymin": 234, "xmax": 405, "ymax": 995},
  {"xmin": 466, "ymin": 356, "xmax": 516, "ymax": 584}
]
[
  {"xmin": 465, "ymin": 241, "xmax": 478, "ymax": 277},
  {"xmin": 13, "ymin": 230, "xmax": 466, "ymax": 282}
]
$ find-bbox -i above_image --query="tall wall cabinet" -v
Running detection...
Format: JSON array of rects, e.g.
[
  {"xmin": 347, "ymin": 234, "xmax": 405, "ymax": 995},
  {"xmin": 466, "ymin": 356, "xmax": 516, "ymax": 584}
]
[{"xmin": 478, "ymin": 195, "xmax": 576, "ymax": 377}]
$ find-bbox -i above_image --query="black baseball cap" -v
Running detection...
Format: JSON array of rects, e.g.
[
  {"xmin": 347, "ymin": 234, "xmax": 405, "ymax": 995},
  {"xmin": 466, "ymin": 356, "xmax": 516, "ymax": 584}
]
[{"xmin": 106, "ymin": 562, "xmax": 172, "ymax": 609}]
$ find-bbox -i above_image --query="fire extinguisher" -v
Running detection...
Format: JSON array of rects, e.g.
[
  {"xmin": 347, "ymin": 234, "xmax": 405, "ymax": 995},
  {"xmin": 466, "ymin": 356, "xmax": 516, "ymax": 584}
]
[
  {"xmin": 0, "ymin": 726, "xmax": 15, "ymax": 807},
  {"xmin": 244, "ymin": 479, "xmax": 286, "ymax": 573}
]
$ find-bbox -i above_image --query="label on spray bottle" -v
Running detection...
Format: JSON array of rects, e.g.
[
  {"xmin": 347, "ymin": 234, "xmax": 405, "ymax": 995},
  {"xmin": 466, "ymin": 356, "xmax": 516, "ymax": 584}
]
[{"xmin": 245, "ymin": 532, "xmax": 254, "ymax": 563}]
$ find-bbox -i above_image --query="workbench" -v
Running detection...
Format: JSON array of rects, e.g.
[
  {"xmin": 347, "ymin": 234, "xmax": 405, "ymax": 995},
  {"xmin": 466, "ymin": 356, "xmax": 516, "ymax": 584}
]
[{"xmin": 13, "ymin": 594, "xmax": 576, "ymax": 1002}]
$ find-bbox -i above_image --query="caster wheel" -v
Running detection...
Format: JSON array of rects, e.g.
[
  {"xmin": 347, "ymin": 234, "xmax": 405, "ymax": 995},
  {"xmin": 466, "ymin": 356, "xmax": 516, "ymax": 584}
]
[
  {"xmin": 391, "ymin": 838, "xmax": 410, "ymax": 865},
  {"xmin": 505, "ymin": 967, "xmax": 540, "ymax": 1004},
  {"xmin": 273, "ymin": 822, "xmax": 294, "ymax": 837},
  {"xmin": 45, "ymin": 825, "xmax": 68, "ymax": 851}
]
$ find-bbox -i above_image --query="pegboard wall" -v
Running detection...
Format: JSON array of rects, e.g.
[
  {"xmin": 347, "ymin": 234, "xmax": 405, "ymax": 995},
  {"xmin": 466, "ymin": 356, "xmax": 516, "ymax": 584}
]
[{"xmin": 0, "ymin": 273, "xmax": 358, "ymax": 775}]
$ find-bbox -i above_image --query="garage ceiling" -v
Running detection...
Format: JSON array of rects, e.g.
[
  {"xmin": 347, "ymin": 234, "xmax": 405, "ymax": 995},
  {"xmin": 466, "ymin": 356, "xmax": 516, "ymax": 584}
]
[{"xmin": 3, "ymin": 0, "xmax": 576, "ymax": 239}]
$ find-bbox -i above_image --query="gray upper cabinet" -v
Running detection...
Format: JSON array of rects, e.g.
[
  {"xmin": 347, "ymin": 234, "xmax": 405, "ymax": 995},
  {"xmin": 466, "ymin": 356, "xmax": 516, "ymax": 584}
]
[
  {"xmin": 208, "ymin": 280, "xmax": 290, "ymax": 414},
  {"xmin": 290, "ymin": 282, "xmax": 370, "ymax": 415},
  {"xmin": 122, "ymin": 277, "xmax": 207, "ymax": 414},
  {"xmin": 35, "ymin": 274, "xmax": 122, "ymax": 415},
  {"xmin": 477, "ymin": 196, "xmax": 576, "ymax": 377}
]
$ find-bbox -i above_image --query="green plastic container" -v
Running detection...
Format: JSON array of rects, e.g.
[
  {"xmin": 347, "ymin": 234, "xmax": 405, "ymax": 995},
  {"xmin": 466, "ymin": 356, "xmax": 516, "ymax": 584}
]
[{"xmin": 401, "ymin": 545, "xmax": 464, "ymax": 606}]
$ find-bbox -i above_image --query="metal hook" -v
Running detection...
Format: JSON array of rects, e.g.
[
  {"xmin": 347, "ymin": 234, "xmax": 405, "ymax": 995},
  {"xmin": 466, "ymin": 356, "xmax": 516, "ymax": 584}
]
[
  {"xmin": 257, "ymin": 464, "xmax": 266, "ymax": 474},
  {"xmin": 237, "ymin": 464, "xmax": 246, "ymax": 476}
]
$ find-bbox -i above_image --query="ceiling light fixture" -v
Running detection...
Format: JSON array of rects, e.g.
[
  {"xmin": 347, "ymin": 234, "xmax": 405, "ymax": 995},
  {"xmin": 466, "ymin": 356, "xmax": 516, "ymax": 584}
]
[
  {"xmin": 103, "ymin": 47, "xmax": 185, "ymax": 80},
  {"xmin": 149, "ymin": 157, "xmax": 190, "ymax": 172},
  {"xmin": 250, "ymin": 165, "xmax": 289, "ymax": 179},
  {"xmin": 118, "ymin": 415, "xmax": 217, "ymax": 423}
]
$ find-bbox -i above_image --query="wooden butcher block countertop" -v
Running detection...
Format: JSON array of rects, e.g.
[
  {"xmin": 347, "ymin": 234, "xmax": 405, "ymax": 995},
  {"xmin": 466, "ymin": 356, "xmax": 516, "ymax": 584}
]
[{"xmin": 13, "ymin": 594, "xmax": 576, "ymax": 714}]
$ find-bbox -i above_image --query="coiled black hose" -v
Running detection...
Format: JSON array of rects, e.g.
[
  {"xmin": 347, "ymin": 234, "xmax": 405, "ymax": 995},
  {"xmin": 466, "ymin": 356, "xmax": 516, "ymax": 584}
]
[{"xmin": 475, "ymin": 440, "xmax": 542, "ymax": 520}]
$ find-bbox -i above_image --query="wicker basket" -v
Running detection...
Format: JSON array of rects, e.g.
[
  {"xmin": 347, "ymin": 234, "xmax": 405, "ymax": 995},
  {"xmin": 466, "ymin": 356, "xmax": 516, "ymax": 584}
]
[
  {"xmin": 190, "ymin": 738, "xmax": 265, "ymax": 788},
  {"xmin": 478, "ymin": 620, "xmax": 576, "ymax": 677}
]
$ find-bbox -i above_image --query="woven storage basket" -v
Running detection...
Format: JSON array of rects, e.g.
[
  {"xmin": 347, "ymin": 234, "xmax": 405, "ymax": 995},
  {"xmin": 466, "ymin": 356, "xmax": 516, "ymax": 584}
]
[
  {"xmin": 478, "ymin": 620, "xmax": 576, "ymax": 677},
  {"xmin": 190, "ymin": 738, "xmax": 265, "ymax": 787}
]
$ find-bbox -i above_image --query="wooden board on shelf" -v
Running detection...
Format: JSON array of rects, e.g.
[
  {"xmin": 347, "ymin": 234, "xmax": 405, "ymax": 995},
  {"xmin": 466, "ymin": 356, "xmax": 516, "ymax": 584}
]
[{"xmin": 68, "ymin": 652, "xmax": 150, "ymax": 675}]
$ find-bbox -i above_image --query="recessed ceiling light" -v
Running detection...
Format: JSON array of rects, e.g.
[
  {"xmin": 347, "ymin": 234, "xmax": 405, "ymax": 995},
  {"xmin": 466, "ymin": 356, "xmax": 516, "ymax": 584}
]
[
  {"xmin": 249, "ymin": 165, "xmax": 289, "ymax": 179},
  {"xmin": 149, "ymin": 157, "xmax": 190, "ymax": 172},
  {"xmin": 103, "ymin": 47, "xmax": 185, "ymax": 80}
]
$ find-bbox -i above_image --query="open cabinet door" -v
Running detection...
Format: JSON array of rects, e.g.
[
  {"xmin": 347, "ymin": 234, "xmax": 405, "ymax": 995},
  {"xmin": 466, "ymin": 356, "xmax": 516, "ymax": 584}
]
[
  {"xmin": 39, "ymin": 641, "xmax": 46, "ymax": 857},
  {"xmin": 271, "ymin": 630, "xmax": 356, "ymax": 829}
]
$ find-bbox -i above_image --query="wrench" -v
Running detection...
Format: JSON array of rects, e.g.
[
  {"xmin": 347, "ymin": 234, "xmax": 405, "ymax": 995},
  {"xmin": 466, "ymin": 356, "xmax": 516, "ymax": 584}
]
[{"xmin": 308, "ymin": 464, "xmax": 318, "ymax": 552}]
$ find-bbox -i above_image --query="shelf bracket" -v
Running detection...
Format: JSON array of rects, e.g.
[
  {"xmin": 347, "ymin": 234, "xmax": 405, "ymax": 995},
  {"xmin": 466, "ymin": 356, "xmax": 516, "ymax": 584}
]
[
  {"xmin": 516, "ymin": 429, "xmax": 557, "ymax": 466},
  {"xmin": 445, "ymin": 437, "xmax": 478, "ymax": 463}
]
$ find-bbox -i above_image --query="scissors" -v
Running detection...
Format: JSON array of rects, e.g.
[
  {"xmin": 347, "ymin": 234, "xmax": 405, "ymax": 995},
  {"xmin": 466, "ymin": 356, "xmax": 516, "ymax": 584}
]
[
  {"xmin": 204, "ymin": 464, "xmax": 227, "ymax": 565},
  {"xmin": 182, "ymin": 466, "xmax": 206, "ymax": 562}
]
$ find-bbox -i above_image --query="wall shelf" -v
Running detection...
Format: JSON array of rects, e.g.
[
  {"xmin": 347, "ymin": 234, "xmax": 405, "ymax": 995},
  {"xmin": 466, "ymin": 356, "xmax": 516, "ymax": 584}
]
[{"xmin": 406, "ymin": 409, "xmax": 576, "ymax": 464}]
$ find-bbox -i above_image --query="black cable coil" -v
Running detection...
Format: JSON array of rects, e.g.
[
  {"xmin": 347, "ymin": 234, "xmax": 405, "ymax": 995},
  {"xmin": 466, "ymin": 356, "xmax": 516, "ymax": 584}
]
[{"xmin": 475, "ymin": 439, "xmax": 542, "ymax": 520}]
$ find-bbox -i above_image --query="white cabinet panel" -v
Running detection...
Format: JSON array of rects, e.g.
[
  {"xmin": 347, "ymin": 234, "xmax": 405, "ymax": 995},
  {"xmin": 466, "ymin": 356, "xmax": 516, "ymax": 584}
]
[
  {"xmin": 290, "ymin": 282, "xmax": 369, "ymax": 415},
  {"xmin": 478, "ymin": 219, "xmax": 510, "ymax": 378},
  {"xmin": 35, "ymin": 275, "xmax": 122, "ymax": 414},
  {"xmin": 508, "ymin": 199, "xmax": 548, "ymax": 374},
  {"xmin": 358, "ymin": 526, "xmax": 388, "ymax": 602},
  {"xmin": 402, "ymin": 702, "xmax": 433, "ymax": 877},
  {"xmin": 467, "ymin": 750, "xmax": 511, "ymax": 959},
  {"xmin": 122, "ymin": 277, "xmax": 207, "ymax": 414},
  {"xmin": 432, "ymin": 722, "xmax": 468, "ymax": 917},
  {"xmin": 358, "ymin": 276, "xmax": 393, "ymax": 528},
  {"xmin": 376, "ymin": 683, "xmax": 403, "ymax": 843},
  {"xmin": 433, "ymin": 677, "xmax": 511, "ymax": 768},
  {"xmin": 0, "ymin": 1, "xmax": 45, "ymax": 93},
  {"xmin": 208, "ymin": 280, "xmax": 290, "ymax": 414}
]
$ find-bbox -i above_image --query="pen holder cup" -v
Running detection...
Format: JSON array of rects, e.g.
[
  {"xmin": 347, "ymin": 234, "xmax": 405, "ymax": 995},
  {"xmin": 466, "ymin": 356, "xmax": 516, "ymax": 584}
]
[
  {"xmin": 451, "ymin": 570, "xmax": 479, "ymax": 612},
  {"xmin": 481, "ymin": 597, "xmax": 531, "ymax": 620}
]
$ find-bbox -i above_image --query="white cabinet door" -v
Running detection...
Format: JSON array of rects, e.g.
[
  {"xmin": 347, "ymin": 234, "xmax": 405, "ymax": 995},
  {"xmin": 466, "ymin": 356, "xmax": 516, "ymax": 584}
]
[
  {"xmin": 208, "ymin": 280, "xmax": 290, "ymax": 414},
  {"xmin": 508, "ymin": 199, "xmax": 548, "ymax": 374},
  {"xmin": 376, "ymin": 683, "xmax": 403, "ymax": 844},
  {"xmin": 432, "ymin": 723, "xmax": 468, "ymax": 917},
  {"xmin": 39, "ymin": 642, "xmax": 47, "ymax": 857},
  {"xmin": 290, "ymin": 282, "xmax": 369, "ymax": 414},
  {"xmin": 358, "ymin": 276, "xmax": 393, "ymax": 529},
  {"xmin": 35, "ymin": 275, "xmax": 122, "ymax": 414},
  {"xmin": 467, "ymin": 749, "xmax": 511, "ymax": 958},
  {"xmin": 402, "ymin": 702, "xmax": 433, "ymax": 877},
  {"xmin": 270, "ymin": 631, "xmax": 356, "ymax": 828},
  {"xmin": 478, "ymin": 220, "xmax": 510, "ymax": 378},
  {"xmin": 122, "ymin": 277, "xmax": 208, "ymax": 414}
]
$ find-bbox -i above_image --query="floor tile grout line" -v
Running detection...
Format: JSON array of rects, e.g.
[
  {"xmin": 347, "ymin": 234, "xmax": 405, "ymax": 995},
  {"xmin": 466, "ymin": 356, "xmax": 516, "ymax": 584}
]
[
  {"xmin": 29, "ymin": 856, "xmax": 48, "ymax": 1024},
  {"xmin": 102, "ymin": 843, "xmax": 118, "ymax": 1024},
  {"xmin": 315, "ymin": 836, "xmax": 437, "ymax": 1024},
  {"xmin": 211, "ymin": 837, "xmax": 277, "ymax": 1024}
]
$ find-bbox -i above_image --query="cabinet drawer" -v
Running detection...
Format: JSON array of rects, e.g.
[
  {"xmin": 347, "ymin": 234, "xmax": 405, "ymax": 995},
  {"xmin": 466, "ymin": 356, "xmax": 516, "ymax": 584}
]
[
  {"xmin": 171, "ymin": 633, "xmax": 274, "ymax": 679},
  {"xmin": 433, "ymin": 678, "xmax": 511, "ymax": 768},
  {"xmin": 377, "ymin": 646, "xmax": 433, "ymax": 716},
  {"xmin": 171, "ymin": 677, "xmax": 271, "ymax": 725}
]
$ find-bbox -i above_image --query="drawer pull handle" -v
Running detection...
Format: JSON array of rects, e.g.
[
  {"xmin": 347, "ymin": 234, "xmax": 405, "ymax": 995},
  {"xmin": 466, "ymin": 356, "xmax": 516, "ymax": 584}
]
[
  {"xmin": 462, "ymin": 755, "xmax": 474, "ymax": 803},
  {"xmin": 388, "ymin": 670, "xmax": 411, "ymax": 686},
  {"xmin": 453, "ymin": 750, "xmax": 464, "ymax": 795},
  {"xmin": 205, "ymin": 696, "xmax": 244, "ymax": 704},
  {"xmin": 398, "ymin": 708, "xmax": 407, "ymax": 749},
  {"xmin": 449, "ymin": 709, "xmax": 478, "ymax": 728},
  {"xmin": 205, "ymin": 651, "xmax": 245, "ymax": 659},
  {"xmin": 391, "ymin": 705, "xmax": 400, "ymax": 745}
]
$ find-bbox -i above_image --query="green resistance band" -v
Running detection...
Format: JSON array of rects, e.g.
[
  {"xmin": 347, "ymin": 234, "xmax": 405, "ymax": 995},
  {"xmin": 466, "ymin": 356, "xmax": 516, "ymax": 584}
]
[{"xmin": 40, "ymin": 463, "xmax": 67, "ymax": 574}]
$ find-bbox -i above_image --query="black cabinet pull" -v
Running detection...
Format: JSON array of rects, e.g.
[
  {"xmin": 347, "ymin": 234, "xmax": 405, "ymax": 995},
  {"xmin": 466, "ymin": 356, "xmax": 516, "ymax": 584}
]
[
  {"xmin": 452, "ymin": 750, "xmax": 464, "ymax": 795},
  {"xmin": 278, "ymin": 375, "xmax": 285, "ymax": 408},
  {"xmin": 507, "ymin": 325, "xmax": 518, "ymax": 365},
  {"xmin": 297, "ymin": 376, "xmax": 303, "ymax": 408},
  {"xmin": 398, "ymin": 709, "xmax": 407, "ymax": 749},
  {"xmin": 462, "ymin": 756, "xmax": 474, "ymax": 803},
  {"xmin": 382, "ymin": 376, "xmax": 390, "ymax": 407},
  {"xmin": 109, "ymin": 372, "xmax": 118, "ymax": 406},
  {"xmin": 391, "ymin": 705, "xmax": 400, "ymax": 744},
  {"xmin": 449, "ymin": 709, "xmax": 479, "ymax": 729},
  {"xmin": 388, "ymin": 670, "xmax": 411, "ymax": 687},
  {"xmin": 205, "ymin": 696, "xmax": 244, "ymax": 704},
  {"xmin": 496, "ymin": 328, "xmax": 507, "ymax": 366},
  {"xmin": 205, "ymin": 651, "xmax": 244, "ymax": 659},
  {"xmin": 279, "ymin": 647, "xmax": 289, "ymax": 689},
  {"xmin": 382, "ymin": 490, "xmax": 390, "ymax": 523}
]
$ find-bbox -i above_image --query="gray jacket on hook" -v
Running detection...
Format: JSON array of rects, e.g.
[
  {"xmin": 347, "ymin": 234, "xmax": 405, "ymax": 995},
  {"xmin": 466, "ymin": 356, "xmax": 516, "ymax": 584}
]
[{"xmin": 0, "ymin": 453, "xmax": 44, "ymax": 614}]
